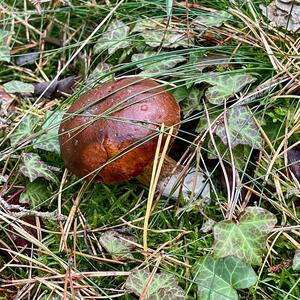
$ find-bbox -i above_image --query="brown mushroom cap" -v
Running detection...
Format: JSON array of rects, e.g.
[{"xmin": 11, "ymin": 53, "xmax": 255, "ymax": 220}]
[{"xmin": 59, "ymin": 77, "xmax": 180, "ymax": 184}]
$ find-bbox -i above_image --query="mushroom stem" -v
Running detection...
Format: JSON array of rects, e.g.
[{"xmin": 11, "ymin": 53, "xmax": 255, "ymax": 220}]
[{"xmin": 137, "ymin": 154, "xmax": 210, "ymax": 201}]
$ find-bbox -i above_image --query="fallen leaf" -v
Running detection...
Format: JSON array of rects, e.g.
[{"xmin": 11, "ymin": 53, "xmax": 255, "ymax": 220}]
[
  {"xmin": 4, "ymin": 80, "xmax": 34, "ymax": 94},
  {"xmin": 4, "ymin": 189, "xmax": 38, "ymax": 247},
  {"xmin": 99, "ymin": 230, "xmax": 137, "ymax": 259},
  {"xmin": 16, "ymin": 52, "xmax": 39, "ymax": 66},
  {"xmin": 0, "ymin": 85, "xmax": 14, "ymax": 116},
  {"xmin": 125, "ymin": 269, "xmax": 185, "ymax": 299},
  {"xmin": 260, "ymin": 1, "xmax": 300, "ymax": 32}
]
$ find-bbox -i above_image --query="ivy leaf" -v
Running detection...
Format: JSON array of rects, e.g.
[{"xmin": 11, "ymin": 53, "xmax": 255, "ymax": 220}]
[
  {"xmin": 172, "ymin": 86, "xmax": 203, "ymax": 117},
  {"xmin": 213, "ymin": 207, "xmax": 277, "ymax": 265},
  {"xmin": 132, "ymin": 52, "xmax": 185, "ymax": 74},
  {"xmin": 94, "ymin": 20, "xmax": 130, "ymax": 55},
  {"xmin": 215, "ymin": 105, "xmax": 264, "ymax": 149},
  {"xmin": 125, "ymin": 269, "xmax": 184, "ymax": 299},
  {"xmin": 34, "ymin": 110, "xmax": 64, "ymax": 153},
  {"xmin": 180, "ymin": 87, "xmax": 203, "ymax": 117},
  {"xmin": 3, "ymin": 80, "xmax": 34, "ymax": 94},
  {"xmin": 20, "ymin": 180, "xmax": 52, "ymax": 207},
  {"xmin": 86, "ymin": 62, "xmax": 113, "ymax": 87},
  {"xmin": 193, "ymin": 255, "xmax": 257, "ymax": 300},
  {"xmin": 132, "ymin": 18, "xmax": 193, "ymax": 48},
  {"xmin": 10, "ymin": 115, "xmax": 38, "ymax": 146},
  {"xmin": 207, "ymin": 137, "xmax": 250, "ymax": 171},
  {"xmin": 0, "ymin": 30, "xmax": 11, "ymax": 62},
  {"xmin": 192, "ymin": 11, "xmax": 232, "ymax": 29},
  {"xmin": 19, "ymin": 153, "xmax": 59, "ymax": 183},
  {"xmin": 292, "ymin": 250, "xmax": 300, "ymax": 270},
  {"xmin": 99, "ymin": 230, "xmax": 136, "ymax": 259},
  {"xmin": 197, "ymin": 72, "xmax": 255, "ymax": 104}
]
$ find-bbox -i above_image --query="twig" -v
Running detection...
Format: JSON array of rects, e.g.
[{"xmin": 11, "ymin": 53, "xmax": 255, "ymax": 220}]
[{"xmin": 0, "ymin": 198, "xmax": 67, "ymax": 221}]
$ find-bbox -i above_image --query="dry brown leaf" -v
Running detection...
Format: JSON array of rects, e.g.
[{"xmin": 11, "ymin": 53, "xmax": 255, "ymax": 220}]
[
  {"xmin": 260, "ymin": 0, "xmax": 300, "ymax": 32},
  {"xmin": 0, "ymin": 85, "xmax": 14, "ymax": 116}
]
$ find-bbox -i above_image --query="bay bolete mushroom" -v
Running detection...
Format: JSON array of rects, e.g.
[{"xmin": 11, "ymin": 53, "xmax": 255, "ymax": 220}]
[{"xmin": 58, "ymin": 77, "xmax": 181, "ymax": 184}]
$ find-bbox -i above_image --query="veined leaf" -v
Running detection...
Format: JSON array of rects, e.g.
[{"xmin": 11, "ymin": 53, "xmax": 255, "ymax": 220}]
[
  {"xmin": 99, "ymin": 230, "xmax": 136, "ymax": 259},
  {"xmin": 192, "ymin": 11, "xmax": 232, "ymax": 29},
  {"xmin": 19, "ymin": 153, "xmax": 59, "ymax": 183},
  {"xmin": 196, "ymin": 72, "xmax": 256, "ymax": 104},
  {"xmin": 20, "ymin": 180, "xmax": 52, "ymax": 207},
  {"xmin": 132, "ymin": 52, "xmax": 185, "ymax": 74},
  {"xmin": 4, "ymin": 80, "xmax": 34, "ymax": 94},
  {"xmin": 34, "ymin": 110, "xmax": 64, "ymax": 153},
  {"xmin": 125, "ymin": 269, "xmax": 184, "ymax": 299},
  {"xmin": 132, "ymin": 18, "xmax": 193, "ymax": 48},
  {"xmin": 86, "ymin": 62, "xmax": 113, "ymax": 87},
  {"xmin": 10, "ymin": 115, "xmax": 38, "ymax": 146},
  {"xmin": 193, "ymin": 255, "xmax": 257, "ymax": 300},
  {"xmin": 213, "ymin": 207, "xmax": 277, "ymax": 265},
  {"xmin": 207, "ymin": 137, "xmax": 250, "ymax": 171},
  {"xmin": 215, "ymin": 105, "xmax": 263, "ymax": 149},
  {"xmin": 94, "ymin": 20, "xmax": 130, "ymax": 55},
  {"xmin": 172, "ymin": 86, "xmax": 203, "ymax": 117}
]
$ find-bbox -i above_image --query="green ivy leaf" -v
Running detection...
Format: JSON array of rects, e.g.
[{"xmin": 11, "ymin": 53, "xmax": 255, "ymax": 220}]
[
  {"xmin": 292, "ymin": 250, "xmax": 300, "ymax": 270},
  {"xmin": 132, "ymin": 52, "xmax": 185, "ymax": 74},
  {"xmin": 213, "ymin": 207, "xmax": 277, "ymax": 265},
  {"xmin": 99, "ymin": 230, "xmax": 136, "ymax": 259},
  {"xmin": 207, "ymin": 137, "xmax": 250, "ymax": 171},
  {"xmin": 34, "ymin": 110, "xmax": 64, "ymax": 153},
  {"xmin": 172, "ymin": 86, "xmax": 203, "ymax": 117},
  {"xmin": 10, "ymin": 115, "xmax": 38, "ymax": 146},
  {"xmin": 180, "ymin": 87, "xmax": 203, "ymax": 117},
  {"xmin": 193, "ymin": 255, "xmax": 257, "ymax": 300},
  {"xmin": 94, "ymin": 20, "xmax": 130, "ymax": 55},
  {"xmin": 3, "ymin": 80, "xmax": 34, "ymax": 94},
  {"xmin": 192, "ymin": 11, "xmax": 232, "ymax": 29},
  {"xmin": 215, "ymin": 105, "xmax": 263, "ymax": 149},
  {"xmin": 20, "ymin": 180, "xmax": 52, "ymax": 207},
  {"xmin": 125, "ymin": 269, "xmax": 184, "ymax": 299},
  {"xmin": 197, "ymin": 72, "xmax": 255, "ymax": 104},
  {"xmin": 19, "ymin": 153, "xmax": 59, "ymax": 183},
  {"xmin": 132, "ymin": 18, "xmax": 193, "ymax": 48},
  {"xmin": 0, "ymin": 30, "xmax": 11, "ymax": 62},
  {"xmin": 86, "ymin": 62, "xmax": 113, "ymax": 87}
]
